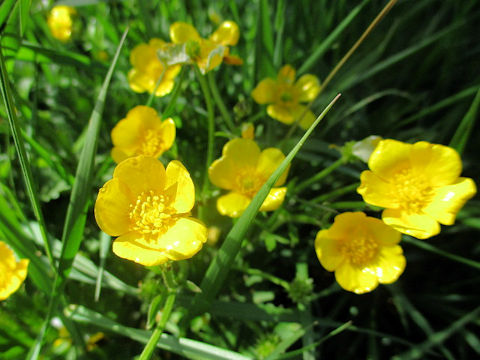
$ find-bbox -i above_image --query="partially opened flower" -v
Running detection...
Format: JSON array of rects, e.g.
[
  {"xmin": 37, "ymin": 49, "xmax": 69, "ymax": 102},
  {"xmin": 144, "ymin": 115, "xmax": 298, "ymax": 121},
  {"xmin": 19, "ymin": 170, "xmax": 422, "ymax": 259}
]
[
  {"xmin": 169, "ymin": 21, "xmax": 241, "ymax": 73},
  {"xmin": 47, "ymin": 5, "xmax": 76, "ymax": 42},
  {"xmin": 95, "ymin": 156, "xmax": 207, "ymax": 266},
  {"xmin": 128, "ymin": 39, "xmax": 181, "ymax": 97},
  {"xmin": 315, "ymin": 212, "xmax": 405, "ymax": 294},
  {"xmin": 0, "ymin": 241, "xmax": 29, "ymax": 300},
  {"xmin": 111, "ymin": 106, "xmax": 175, "ymax": 163},
  {"xmin": 357, "ymin": 139, "xmax": 477, "ymax": 239},
  {"xmin": 251, "ymin": 65, "xmax": 321, "ymax": 129},
  {"xmin": 209, "ymin": 138, "xmax": 289, "ymax": 218}
]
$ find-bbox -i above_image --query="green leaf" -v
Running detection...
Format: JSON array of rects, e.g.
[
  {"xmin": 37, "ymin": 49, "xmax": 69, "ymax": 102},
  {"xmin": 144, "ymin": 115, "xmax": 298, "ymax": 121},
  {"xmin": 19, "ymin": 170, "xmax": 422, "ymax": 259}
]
[{"xmin": 449, "ymin": 88, "xmax": 480, "ymax": 155}]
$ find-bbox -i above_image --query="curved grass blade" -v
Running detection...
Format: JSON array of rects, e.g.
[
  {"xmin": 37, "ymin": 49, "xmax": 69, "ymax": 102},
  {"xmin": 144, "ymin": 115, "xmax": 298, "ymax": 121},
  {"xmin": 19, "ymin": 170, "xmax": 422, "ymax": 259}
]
[
  {"xmin": 189, "ymin": 94, "xmax": 341, "ymax": 317},
  {"xmin": 449, "ymin": 88, "xmax": 480, "ymax": 155}
]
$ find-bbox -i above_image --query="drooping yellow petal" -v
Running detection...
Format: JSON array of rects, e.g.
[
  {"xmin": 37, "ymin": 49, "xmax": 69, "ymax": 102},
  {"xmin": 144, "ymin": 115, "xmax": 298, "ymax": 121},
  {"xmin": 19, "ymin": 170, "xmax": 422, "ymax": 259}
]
[
  {"xmin": 112, "ymin": 232, "xmax": 169, "ymax": 266},
  {"xmin": 94, "ymin": 178, "xmax": 133, "ymax": 236},
  {"xmin": 267, "ymin": 104, "xmax": 295, "ymax": 124},
  {"xmin": 217, "ymin": 192, "xmax": 251, "ymax": 218},
  {"xmin": 368, "ymin": 139, "xmax": 412, "ymax": 179},
  {"xmin": 170, "ymin": 22, "xmax": 201, "ymax": 43},
  {"xmin": 113, "ymin": 155, "xmax": 166, "ymax": 196},
  {"xmin": 259, "ymin": 187, "xmax": 287, "ymax": 212},
  {"xmin": 164, "ymin": 160, "xmax": 195, "ymax": 213},
  {"xmin": 409, "ymin": 141, "xmax": 462, "ymax": 187},
  {"xmin": 357, "ymin": 171, "xmax": 399, "ymax": 208},
  {"xmin": 366, "ymin": 245, "xmax": 406, "ymax": 284},
  {"xmin": 256, "ymin": 148, "xmax": 289, "ymax": 186},
  {"xmin": 382, "ymin": 209, "xmax": 441, "ymax": 239},
  {"xmin": 251, "ymin": 78, "xmax": 277, "ymax": 104},
  {"xmin": 314, "ymin": 230, "xmax": 344, "ymax": 271},
  {"xmin": 295, "ymin": 74, "xmax": 320, "ymax": 102},
  {"xmin": 277, "ymin": 65, "xmax": 296, "ymax": 84},
  {"xmin": 335, "ymin": 262, "xmax": 379, "ymax": 294},
  {"xmin": 209, "ymin": 21, "xmax": 240, "ymax": 46},
  {"xmin": 159, "ymin": 218, "xmax": 207, "ymax": 261},
  {"xmin": 157, "ymin": 118, "xmax": 176, "ymax": 151},
  {"xmin": 424, "ymin": 177, "xmax": 477, "ymax": 225}
]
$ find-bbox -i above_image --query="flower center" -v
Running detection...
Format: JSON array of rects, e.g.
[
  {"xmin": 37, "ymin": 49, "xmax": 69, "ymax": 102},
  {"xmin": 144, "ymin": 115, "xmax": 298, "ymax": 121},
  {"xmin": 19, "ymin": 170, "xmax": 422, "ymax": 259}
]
[
  {"xmin": 339, "ymin": 231, "xmax": 379, "ymax": 267},
  {"xmin": 140, "ymin": 129, "xmax": 165, "ymax": 158},
  {"xmin": 392, "ymin": 168, "xmax": 434, "ymax": 213},
  {"xmin": 129, "ymin": 190, "xmax": 176, "ymax": 238},
  {"xmin": 280, "ymin": 92, "xmax": 293, "ymax": 102},
  {"xmin": 234, "ymin": 168, "xmax": 266, "ymax": 198}
]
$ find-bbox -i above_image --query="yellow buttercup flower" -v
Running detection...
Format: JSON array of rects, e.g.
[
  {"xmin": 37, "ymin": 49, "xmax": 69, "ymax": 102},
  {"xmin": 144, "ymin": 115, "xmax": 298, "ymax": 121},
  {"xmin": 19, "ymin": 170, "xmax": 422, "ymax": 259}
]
[
  {"xmin": 357, "ymin": 139, "xmax": 477, "ymax": 239},
  {"xmin": 315, "ymin": 212, "xmax": 405, "ymax": 294},
  {"xmin": 169, "ymin": 21, "xmax": 241, "ymax": 73},
  {"xmin": 209, "ymin": 138, "xmax": 289, "ymax": 218},
  {"xmin": 47, "ymin": 5, "xmax": 76, "ymax": 42},
  {"xmin": 251, "ymin": 65, "xmax": 321, "ymax": 129},
  {"xmin": 95, "ymin": 156, "xmax": 207, "ymax": 266},
  {"xmin": 128, "ymin": 39, "xmax": 181, "ymax": 97},
  {"xmin": 0, "ymin": 241, "xmax": 29, "ymax": 301},
  {"xmin": 111, "ymin": 106, "xmax": 175, "ymax": 163}
]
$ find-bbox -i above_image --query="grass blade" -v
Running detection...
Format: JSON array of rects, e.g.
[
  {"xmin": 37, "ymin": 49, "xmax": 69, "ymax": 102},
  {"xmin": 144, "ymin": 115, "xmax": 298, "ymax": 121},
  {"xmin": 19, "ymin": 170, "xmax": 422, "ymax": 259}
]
[
  {"xmin": 0, "ymin": 0, "xmax": 16, "ymax": 29},
  {"xmin": 449, "ymin": 88, "xmax": 480, "ymax": 155}
]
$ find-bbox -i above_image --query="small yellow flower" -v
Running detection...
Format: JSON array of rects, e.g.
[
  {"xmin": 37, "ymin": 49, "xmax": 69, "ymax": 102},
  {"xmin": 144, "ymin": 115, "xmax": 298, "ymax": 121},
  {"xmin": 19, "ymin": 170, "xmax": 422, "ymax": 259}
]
[
  {"xmin": 241, "ymin": 123, "xmax": 255, "ymax": 139},
  {"xmin": 47, "ymin": 5, "xmax": 76, "ymax": 42},
  {"xmin": 0, "ymin": 241, "xmax": 29, "ymax": 301},
  {"xmin": 169, "ymin": 21, "xmax": 241, "ymax": 73},
  {"xmin": 111, "ymin": 106, "xmax": 175, "ymax": 163},
  {"xmin": 95, "ymin": 156, "xmax": 207, "ymax": 266},
  {"xmin": 357, "ymin": 139, "xmax": 477, "ymax": 239},
  {"xmin": 209, "ymin": 138, "xmax": 289, "ymax": 218},
  {"xmin": 251, "ymin": 65, "xmax": 321, "ymax": 129},
  {"xmin": 315, "ymin": 212, "xmax": 405, "ymax": 294},
  {"xmin": 128, "ymin": 39, "xmax": 181, "ymax": 97}
]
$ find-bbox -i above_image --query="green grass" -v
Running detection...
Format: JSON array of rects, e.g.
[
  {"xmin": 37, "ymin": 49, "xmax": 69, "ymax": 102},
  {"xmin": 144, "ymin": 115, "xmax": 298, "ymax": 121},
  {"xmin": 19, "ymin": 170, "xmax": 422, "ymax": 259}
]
[{"xmin": 1, "ymin": 0, "xmax": 479, "ymax": 359}]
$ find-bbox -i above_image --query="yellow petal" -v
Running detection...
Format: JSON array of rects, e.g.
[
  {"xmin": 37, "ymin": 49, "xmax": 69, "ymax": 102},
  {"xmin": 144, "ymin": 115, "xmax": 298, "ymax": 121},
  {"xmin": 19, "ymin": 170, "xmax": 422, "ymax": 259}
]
[
  {"xmin": 113, "ymin": 156, "xmax": 166, "ymax": 196},
  {"xmin": 267, "ymin": 104, "xmax": 296, "ymax": 124},
  {"xmin": 368, "ymin": 139, "xmax": 412, "ymax": 179},
  {"xmin": 128, "ymin": 68, "xmax": 154, "ymax": 93},
  {"xmin": 111, "ymin": 147, "xmax": 130, "ymax": 164},
  {"xmin": 164, "ymin": 161, "xmax": 195, "ymax": 213},
  {"xmin": 295, "ymin": 74, "xmax": 320, "ymax": 102},
  {"xmin": 366, "ymin": 245, "xmax": 406, "ymax": 284},
  {"xmin": 217, "ymin": 192, "xmax": 251, "ymax": 218},
  {"xmin": 209, "ymin": 138, "xmax": 261, "ymax": 189},
  {"xmin": 295, "ymin": 106, "xmax": 317, "ymax": 130},
  {"xmin": 158, "ymin": 118, "xmax": 176, "ymax": 151},
  {"xmin": 382, "ymin": 209, "xmax": 440, "ymax": 239},
  {"xmin": 365, "ymin": 215, "xmax": 402, "ymax": 246},
  {"xmin": 94, "ymin": 178, "xmax": 132, "ymax": 236},
  {"xmin": 130, "ymin": 43, "xmax": 155, "ymax": 70},
  {"xmin": 197, "ymin": 40, "xmax": 225, "ymax": 73},
  {"xmin": 209, "ymin": 20, "xmax": 240, "ymax": 46},
  {"xmin": 357, "ymin": 170, "xmax": 399, "ymax": 208},
  {"xmin": 112, "ymin": 232, "xmax": 169, "ymax": 266},
  {"xmin": 224, "ymin": 54, "xmax": 243, "ymax": 65},
  {"xmin": 256, "ymin": 148, "xmax": 289, "ymax": 186},
  {"xmin": 335, "ymin": 262, "xmax": 379, "ymax": 294},
  {"xmin": 251, "ymin": 78, "xmax": 277, "ymax": 104},
  {"xmin": 424, "ymin": 177, "xmax": 477, "ymax": 225},
  {"xmin": 0, "ymin": 242, "xmax": 29, "ymax": 300},
  {"xmin": 327, "ymin": 212, "xmax": 367, "ymax": 240},
  {"xmin": 260, "ymin": 187, "xmax": 287, "ymax": 212},
  {"xmin": 160, "ymin": 218, "xmax": 207, "ymax": 261},
  {"xmin": 154, "ymin": 65, "xmax": 181, "ymax": 97},
  {"xmin": 314, "ymin": 230, "xmax": 344, "ymax": 271},
  {"xmin": 170, "ymin": 22, "xmax": 201, "ymax": 43},
  {"xmin": 111, "ymin": 106, "xmax": 155, "ymax": 150},
  {"xmin": 277, "ymin": 65, "xmax": 296, "ymax": 84},
  {"xmin": 409, "ymin": 141, "xmax": 462, "ymax": 187}
]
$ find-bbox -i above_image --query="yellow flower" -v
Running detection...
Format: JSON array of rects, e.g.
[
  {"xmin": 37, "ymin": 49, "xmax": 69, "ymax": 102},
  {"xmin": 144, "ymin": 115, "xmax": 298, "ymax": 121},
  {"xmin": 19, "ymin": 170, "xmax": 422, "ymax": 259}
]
[
  {"xmin": 47, "ymin": 5, "xmax": 76, "ymax": 42},
  {"xmin": 208, "ymin": 138, "xmax": 289, "ymax": 218},
  {"xmin": 315, "ymin": 212, "xmax": 405, "ymax": 294},
  {"xmin": 169, "ymin": 21, "xmax": 241, "ymax": 73},
  {"xmin": 111, "ymin": 106, "xmax": 175, "ymax": 163},
  {"xmin": 251, "ymin": 65, "xmax": 321, "ymax": 129},
  {"xmin": 94, "ymin": 156, "xmax": 207, "ymax": 266},
  {"xmin": 357, "ymin": 139, "xmax": 477, "ymax": 239},
  {"xmin": 0, "ymin": 241, "xmax": 29, "ymax": 300},
  {"xmin": 128, "ymin": 39, "xmax": 181, "ymax": 97}
]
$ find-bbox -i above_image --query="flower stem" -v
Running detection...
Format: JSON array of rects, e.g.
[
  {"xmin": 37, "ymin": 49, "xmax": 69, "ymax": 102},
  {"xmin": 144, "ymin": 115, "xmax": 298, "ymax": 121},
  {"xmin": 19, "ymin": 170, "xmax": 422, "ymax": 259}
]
[
  {"xmin": 195, "ymin": 66, "xmax": 215, "ymax": 220},
  {"xmin": 293, "ymin": 157, "xmax": 346, "ymax": 195},
  {"xmin": 145, "ymin": 66, "xmax": 167, "ymax": 107},
  {"xmin": 311, "ymin": 182, "xmax": 360, "ymax": 203},
  {"xmin": 207, "ymin": 72, "xmax": 237, "ymax": 134},
  {"xmin": 138, "ymin": 291, "xmax": 177, "ymax": 360},
  {"xmin": 162, "ymin": 67, "xmax": 186, "ymax": 119}
]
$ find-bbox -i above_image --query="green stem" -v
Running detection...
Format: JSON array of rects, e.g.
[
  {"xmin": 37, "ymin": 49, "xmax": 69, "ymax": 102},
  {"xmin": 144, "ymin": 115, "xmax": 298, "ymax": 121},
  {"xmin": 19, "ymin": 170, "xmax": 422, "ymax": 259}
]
[
  {"xmin": 293, "ymin": 157, "xmax": 345, "ymax": 195},
  {"xmin": 312, "ymin": 182, "xmax": 360, "ymax": 203},
  {"xmin": 162, "ymin": 67, "xmax": 186, "ymax": 119},
  {"xmin": 145, "ymin": 67, "xmax": 167, "ymax": 107},
  {"xmin": 138, "ymin": 291, "xmax": 177, "ymax": 360},
  {"xmin": 195, "ymin": 66, "xmax": 215, "ymax": 220},
  {"xmin": 207, "ymin": 72, "xmax": 237, "ymax": 134}
]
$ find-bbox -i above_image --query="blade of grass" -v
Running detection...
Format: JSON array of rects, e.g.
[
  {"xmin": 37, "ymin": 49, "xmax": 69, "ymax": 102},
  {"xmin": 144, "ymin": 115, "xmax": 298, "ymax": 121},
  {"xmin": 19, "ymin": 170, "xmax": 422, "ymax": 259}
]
[
  {"xmin": 272, "ymin": 0, "xmax": 285, "ymax": 68},
  {"xmin": 94, "ymin": 231, "xmax": 111, "ymax": 301},
  {"xmin": 189, "ymin": 94, "xmax": 341, "ymax": 317},
  {"xmin": 0, "ymin": 0, "xmax": 16, "ymax": 29},
  {"xmin": 18, "ymin": 0, "xmax": 30, "ymax": 36},
  {"xmin": 0, "ymin": 47, "xmax": 55, "ymax": 267},
  {"xmin": 449, "ymin": 88, "xmax": 480, "ymax": 155}
]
